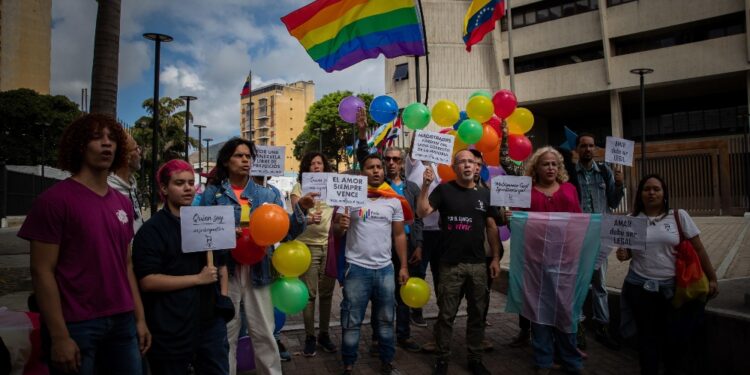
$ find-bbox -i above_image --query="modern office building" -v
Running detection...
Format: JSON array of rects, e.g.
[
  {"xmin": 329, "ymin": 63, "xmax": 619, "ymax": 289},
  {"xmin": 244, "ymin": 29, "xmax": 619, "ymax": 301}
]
[
  {"xmin": 0, "ymin": 0, "xmax": 51, "ymax": 94},
  {"xmin": 386, "ymin": 0, "xmax": 749, "ymax": 215},
  {"xmin": 240, "ymin": 80, "xmax": 315, "ymax": 173}
]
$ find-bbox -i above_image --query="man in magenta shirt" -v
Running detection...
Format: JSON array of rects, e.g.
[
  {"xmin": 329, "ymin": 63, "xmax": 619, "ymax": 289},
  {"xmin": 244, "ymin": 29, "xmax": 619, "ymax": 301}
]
[{"xmin": 18, "ymin": 114, "xmax": 150, "ymax": 374}]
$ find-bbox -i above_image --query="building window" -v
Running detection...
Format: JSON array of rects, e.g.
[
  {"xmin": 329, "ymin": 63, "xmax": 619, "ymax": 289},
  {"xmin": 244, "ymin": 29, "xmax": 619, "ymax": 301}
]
[
  {"xmin": 505, "ymin": 42, "xmax": 603, "ymax": 74},
  {"xmin": 626, "ymin": 105, "xmax": 747, "ymax": 139},
  {"xmin": 393, "ymin": 63, "xmax": 409, "ymax": 81},
  {"xmin": 502, "ymin": 0, "xmax": 598, "ymax": 31},
  {"xmin": 258, "ymin": 98, "xmax": 268, "ymax": 117},
  {"xmin": 607, "ymin": 0, "xmax": 637, "ymax": 6}
]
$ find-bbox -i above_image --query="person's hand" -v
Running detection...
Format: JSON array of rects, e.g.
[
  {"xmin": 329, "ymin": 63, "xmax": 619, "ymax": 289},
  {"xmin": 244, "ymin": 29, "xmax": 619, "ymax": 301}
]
[
  {"xmin": 50, "ymin": 336, "xmax": 80, "ymax": 373},
  {"xmin": 408, "ymin": 247, "xmax": 422, "ymax": 265},
  {"xmin": 398, "ymin": 267, "xmax": 409, "ymax": 285},
  {"xmin": 196, "ymin": 266, "xmax": 218, "ymax": 285},
  {"xmin": 490, "ymin": 258, "xmax": 500, "ymax": 279},
  {"xmin": 423, "ymin": 166, "xmax": 435, "ymax": 186},
  {"xmin": 136, "ymin": 319, "xmax": 152, "ymax": 355},
  {"xmin": 708, "ymin": 280, "xmax": 719, "ymax": 299},
  {"xmin": 616, "ymin": 248, "xmax": 630, "ymax": 262},
  {"xmin": 297, "ymin": 192, "xmax": 320, "ymax": 210},
  {"xmin": 504, "ymin": 209, "xmax": 513, "ymax": 224},
  {"xmin": 338, "ymin": 209, "xmax": 350, "ymax": 231},
  {"xmin": 311, "ymin": 211, "xmax": 322, "ymax": 225},
  {"xmin": 356, "ymin": 107, "xmax": 367, "ymax": 135},
  {"xmin": 614, "ymin": 165, "xmax": 624, "ymax": 186}
]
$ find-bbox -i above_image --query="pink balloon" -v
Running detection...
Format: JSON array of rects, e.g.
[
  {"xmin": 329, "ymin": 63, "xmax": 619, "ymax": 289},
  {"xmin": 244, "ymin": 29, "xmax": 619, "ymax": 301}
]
[
  {"xmin": 498, "ymin": 225, "xmax": 511, "ymax": 241},
  {"xmin": 487, "ymin": 165, "xmax": 506, "ymax": 178},
  {"xmin": 338, "ymin": 96, "xmax": 365, "ymax": 123},
  {"xmin": 493, "ymin": 90, "xmax": 518, "ymax": 119},
  {"xmin": 508, "ymin": 134, "xmax": 532, "ymax": 161},
  {"xmin": 485, "ymin": 114, "xmax": 502, "ymax": 135}
]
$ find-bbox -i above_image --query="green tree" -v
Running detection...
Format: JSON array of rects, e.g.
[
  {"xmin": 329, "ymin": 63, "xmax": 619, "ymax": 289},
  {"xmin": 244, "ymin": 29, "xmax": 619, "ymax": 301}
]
[
  {"xmin": 89, "ymin": 0, "xmax": 121, "ymax": 116},
  {"xmin": 0, "ymin": 89, "xmax": 82, "ymax": 165},
  {"xmin": 293, "ymin": 91, "xmax": 375, "ymax": 169}
]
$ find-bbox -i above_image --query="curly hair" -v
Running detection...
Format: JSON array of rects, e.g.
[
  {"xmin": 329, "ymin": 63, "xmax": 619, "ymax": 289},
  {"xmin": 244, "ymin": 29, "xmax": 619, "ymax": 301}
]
[
  {"xmin": 524, "ymin": 146, "xmax": 569, "ymax": 184},
  {"xmin": 297, "ymin": 152, "xmax": 333, "ymax": 183},
  {"xmin": 210, "ymin": 137, "xmax": 257, "ymax": 185},
  {"xmin": 57, "ymin": 113, "xmax": 128, "ymax": 174}
]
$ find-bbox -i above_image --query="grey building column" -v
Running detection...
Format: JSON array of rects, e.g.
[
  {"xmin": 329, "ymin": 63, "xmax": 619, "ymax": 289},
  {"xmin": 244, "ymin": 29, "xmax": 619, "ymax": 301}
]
[
  {"xmin": 598, "ymin": 0, "xmax": 612, "ymax": 84},
  {"xmin": 610, "ymin": 90, "xmax": 624, "ymax": 138}
]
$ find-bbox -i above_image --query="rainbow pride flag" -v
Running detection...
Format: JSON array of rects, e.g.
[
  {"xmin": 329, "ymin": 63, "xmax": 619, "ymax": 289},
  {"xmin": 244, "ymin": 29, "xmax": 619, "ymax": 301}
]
[
  {"xmin": 463, "ymin": 0, "xmax": 505, "ymax": 52},
  {"xmin": 281, "ymin": 0, "xmax": 426, "ymax": 72},
  {"xmin": 506, "ymin": 212, "xmax": 603, "ymax": 333}
]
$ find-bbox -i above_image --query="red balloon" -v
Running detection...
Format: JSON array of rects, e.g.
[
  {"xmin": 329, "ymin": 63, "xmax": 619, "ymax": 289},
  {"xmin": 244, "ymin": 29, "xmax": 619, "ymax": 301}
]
[
  {"xmin": 484, "ymin": 144, "xmax": 501, "ymax": 166},
  {"xmin": 250, "ymin": 204, "xmax": 290, "ymax": 246},
  {"xmin": 475, "ymin": 125, "xmax": 500, "ymax": 153},
  {"xmin": 508, "ymin": 134, "xmax": 532, "ymax": 161},
  {"xmin": 493, "ymin": 90, "xmax": 518, "ymax": 119},
  {"xmin": 233, "ymin": 227, "xmax": 267, "ymax": 265},
  {"xmin": 439, "ymin": 127, "xmax": 452, "ymax": 134},
  {"xmin": 437, "ymin": 164, "xmax": 456, "ymax": 182},
  {"xmin": 485, "ymin": 114, "xmax": 502, "ymax": 135}
]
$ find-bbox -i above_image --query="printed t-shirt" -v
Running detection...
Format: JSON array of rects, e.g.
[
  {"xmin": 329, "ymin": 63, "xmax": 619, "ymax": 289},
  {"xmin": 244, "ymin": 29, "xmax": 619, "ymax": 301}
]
[
  {"xmin": 630, "ymin": 209, "xmax": 700, "ymax": 281},
  {"xmin": 291, "ymin": 182, "xmax": 333, "ymax": 246},
  {"xmin": 17, "ymin": 178, "xmax": 135, "ymax": 322},
  {"xmin": 429, "ymin": 181, "xmax": 500, "ymax": 264},
  {"xmin": 406, "ymin": 156, "xmax": 440, "ymax": 230},
  {"xmin": 345, "ymin": 197, "xmax": 404, "ymax": 269}
]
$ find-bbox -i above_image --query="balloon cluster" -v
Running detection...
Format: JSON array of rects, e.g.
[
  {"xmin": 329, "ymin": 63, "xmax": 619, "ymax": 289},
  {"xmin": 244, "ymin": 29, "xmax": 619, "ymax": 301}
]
[
  {"xmin": 233, "ymin": 204, "xmax": 290, "ymax": 266},
  {"xmin": 271, "ymin": 240, "xmax": 312, "ymax": 314}
]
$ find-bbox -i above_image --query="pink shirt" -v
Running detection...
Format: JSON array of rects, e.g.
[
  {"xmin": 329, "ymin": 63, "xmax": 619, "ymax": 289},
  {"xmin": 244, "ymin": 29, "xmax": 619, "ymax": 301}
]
[
  {"xmin": 529, "ymin": 182, "xmax": 582, "ymax": 213},
  {"xmin": 18, "ymin": 178, "xmax": 135, "ymax": 322}
]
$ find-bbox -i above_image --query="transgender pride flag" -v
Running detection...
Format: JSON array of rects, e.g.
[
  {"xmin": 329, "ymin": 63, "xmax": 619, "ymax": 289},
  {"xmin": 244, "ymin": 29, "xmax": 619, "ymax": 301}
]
[{"xmin": 506, "ymin": 212, "xmax": 603, "ymax": 334}]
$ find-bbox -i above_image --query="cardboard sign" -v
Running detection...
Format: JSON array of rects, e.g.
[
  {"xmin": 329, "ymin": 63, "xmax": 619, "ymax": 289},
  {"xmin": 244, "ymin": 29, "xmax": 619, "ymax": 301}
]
[
  {"xmin": 605, "ymin": 136, "xmax": 634, "ymax": 166},
  {"xmin": 599, "ymin": 214, "xmax": 647, "ymax": 251},
  {"xmin": 412, "ymin": 130, "xmax": 455, "ymax": 165},
  {"xmin": 302, "ymin": 172, "xmax": 335, "ymax": 201},
  {"xmin": 180, "ymin": 206, "xmax": 236, "ymax": 253},
  {"xmin": 251, "ymin": 146, "xmax": 285, "ymax": 176},
  {"xmin": 325, "ymin": 174, "xmax": 367, "ymax": 208},
  {"xmin": 490, "ymin": 175, "xmax": 532, "ymax": 208}
]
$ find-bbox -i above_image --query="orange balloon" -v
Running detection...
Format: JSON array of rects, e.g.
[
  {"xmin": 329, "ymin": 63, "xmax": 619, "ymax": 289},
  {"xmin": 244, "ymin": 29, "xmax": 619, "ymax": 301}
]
[
  {"xmin": 437, "ymin": 163, "xmax": 456, "ymax": 182},
  {"xmin": 484, "ymin": 144, "xmax": 501, "ymax": 166},
  {"xmin": 250, "ymin": 204, "xmax": 290, "ymax": 246},
  {"xmin": 475, "ymin": 125, "xmax": 500, "ymax": 153}
]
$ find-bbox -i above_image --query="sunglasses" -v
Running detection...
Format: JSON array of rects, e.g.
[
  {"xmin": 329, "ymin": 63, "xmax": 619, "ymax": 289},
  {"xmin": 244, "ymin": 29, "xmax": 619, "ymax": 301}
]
[{"xmin": 384, "ymin": 156, "xmax": 402, "ymax": 162}]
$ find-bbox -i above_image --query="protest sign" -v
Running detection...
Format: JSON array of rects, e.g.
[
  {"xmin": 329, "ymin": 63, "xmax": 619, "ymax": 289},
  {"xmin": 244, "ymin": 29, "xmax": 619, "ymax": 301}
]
[
  {"xmin": 599, "ymin": 214, "xmax": 647, "ymax": 251},
  {"xmin": 180, "ymin": 206, "xmax": 236, "ymax": 253},
  {"xmin": 412, "ymin": 130, "xmax": 455, "ymax": 165},
  {"xmin": 490, "ymin": 175, "xmax": 532, "ymax": 208},
  {"xmin": 326, "ymin": 174, "xmax": 367, "ymax": 208},
  {"xmin": 251, "ymin": 146, "xmax": 285, "ymax": 176},
  {"xmin": 302, "ymin": 172, "xmax": 335, "ymax": 201},
  {"xmin": 605, "ymin": 136, "xmax": 634, "ymax": 166}
]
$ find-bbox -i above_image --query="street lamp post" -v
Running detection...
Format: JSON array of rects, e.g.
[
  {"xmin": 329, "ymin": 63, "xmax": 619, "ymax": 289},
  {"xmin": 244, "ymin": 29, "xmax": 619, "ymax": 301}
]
[
  {"xmin": 204, "ymin": 138, "xmax": 213, "ymax": 174},
  {"xmin": 317, "ymin": 128, "xmax": 323, "ymax": 152},
  {"xmin": 739, "ymin": 113, "xmax": 750, "ymax": 213},
  {"xmin": 194, "ymin": 124, "xmax": 206, "ymax": 173},
  {"xmin": 630, "ymin": 68, "xmax": 654, "ymax": 178},
  {"xmin": 144, "ymin": 32, "xmax": 173, "ymax": 214},
  {"xmin": 179, "ymin": 95, "xmax": 197, "ymax": 161}
]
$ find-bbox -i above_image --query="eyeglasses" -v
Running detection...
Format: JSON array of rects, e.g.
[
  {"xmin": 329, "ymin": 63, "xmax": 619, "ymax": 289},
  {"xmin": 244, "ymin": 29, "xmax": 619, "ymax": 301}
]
[{"xmin": 384, "ymin": 156, "xmax": 402, "ymax": 162}]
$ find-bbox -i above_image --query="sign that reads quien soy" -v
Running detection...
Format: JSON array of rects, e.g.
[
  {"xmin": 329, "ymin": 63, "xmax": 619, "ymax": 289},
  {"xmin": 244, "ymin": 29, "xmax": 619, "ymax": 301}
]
[
  {"xmin": 490, "ymin": 175, "xmax": 532, "ymax": 208},
  {"xmin": 599, "ymin": 214, "xmax": 647, "ymax": 251},
  {"xmin": 180, "ymin": 206, "xmax": 236, "ymax": 253},
  {"xmin": 325, "ymin": 174, "xmax": 367, "ymax": 208},
  {"xmin": 412, "ymin": 130, "xmax": 455, "ymax": 166},
  {"xmin": 605, "ymin": 136, "xmax": 634, "ymax": 167},
  {"xmin": 302, "ymin": 172, "xmax": 335, "ymax": 201},
  {"xmin": 251, "ymin": 146, "xmax": 285, "ymax": 176}
]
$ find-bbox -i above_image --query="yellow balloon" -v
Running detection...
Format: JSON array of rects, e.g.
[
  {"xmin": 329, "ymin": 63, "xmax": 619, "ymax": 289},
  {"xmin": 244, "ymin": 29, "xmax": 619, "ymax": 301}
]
[
  {"xmin": 431, "ymin": 100, "xmax": 460, "ymax": 127},
  {"xmin": 272, "ymin": 240, "xmax": 312, "ymax": 277},
  {"xmin": 399, "ymin": 277, "xmax": 431, "ymax": 308},
  {"xmin": 466, "ymin": 96, "xmax": 494, "ymax": 123},
  {"xmin": 507, "ymin": 107, "xmax": 535, "ymax": 134}
]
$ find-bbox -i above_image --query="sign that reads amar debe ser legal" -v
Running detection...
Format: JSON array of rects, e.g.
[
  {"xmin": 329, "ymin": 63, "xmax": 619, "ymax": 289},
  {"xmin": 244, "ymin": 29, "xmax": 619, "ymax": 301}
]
[
  {"xmin": 605, "ymin": 136, "xmax": 635, "ymax": 167},
  {"xmin": 599, "ymin": 214, "xmax": 647, "ymax": 251},
  {"xmin": 326, "ymin": 174, "xmax": 367, "ymax": 208}
]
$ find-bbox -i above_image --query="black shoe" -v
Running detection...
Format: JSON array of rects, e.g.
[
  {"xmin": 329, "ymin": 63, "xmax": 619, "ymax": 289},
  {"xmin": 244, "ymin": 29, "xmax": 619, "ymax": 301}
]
[
  {"xmin": 397, "ymin": 338, "xmax": 422, "ymax": 352},
  {"xmin": 277, "ymin": 340, "xmax": 292, "ymax": 362},
  {"xmin": 594, "ymin": 324, "xmax": 621, "ymax": 351},
  {"xmin": 411, "ymin": 310, "xmax": 428, "ymax": 327},
  {"xmin": 381, "ymin": 362, "xmax": 402, "ymax": 375},
  {"xmin": 318, "ymin": 333, "xmax": 338, "ymax": 353},
  {"xmin": 468, "ymin": 360, "xmax": 491, "ymax": 375},
  {"xmin": 576, "ymin": 323, "xmax": 587, "ymax": 350},
  {"xmin": 303, "ymin": 335, "xmax": 317, "ymax": 357},
  {"xmin": 508, "ymin": 330, "xmax": 530, "ymax": 348},
  {"xmin": 432, "ymin": 360, "xmax": 448, "ymax": 375}
]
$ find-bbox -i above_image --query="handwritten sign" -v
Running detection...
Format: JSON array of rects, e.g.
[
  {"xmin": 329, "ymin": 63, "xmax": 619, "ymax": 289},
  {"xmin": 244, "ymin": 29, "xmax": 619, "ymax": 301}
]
[
  {"xmin": 599, "ymin": 214, "xmax": 647, "ymax": 251},
  {"xmin": 302, "ymin": 172, "xmax": 335, "ymax": 201},
  {"xmin": 325, "ymin": 174, "xmax": 367, "ymax": 208},
  {"xmin": 605, "ymin": 136, "xmax": 634, "ymax": 166},
  {"xmin": 251, "ymin": 146, "xmax": 285, "ymax": 176},
  {"xmin": 490, "ymin": 175, "xmax": 532, "ymax": 208},
  {"xmin": 412, "ymin": 130, "xmax": 455, "ymax": 165},
  {"xmin": 180, "ymin": 206, "xmax": 236, "ymax": 253}
]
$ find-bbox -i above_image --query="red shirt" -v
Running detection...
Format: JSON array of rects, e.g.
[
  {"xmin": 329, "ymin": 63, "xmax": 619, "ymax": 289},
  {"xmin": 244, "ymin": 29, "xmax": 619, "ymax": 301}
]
[{"xmin": 529, "ymin": 182, "xmax": 582, "ymax": 213}]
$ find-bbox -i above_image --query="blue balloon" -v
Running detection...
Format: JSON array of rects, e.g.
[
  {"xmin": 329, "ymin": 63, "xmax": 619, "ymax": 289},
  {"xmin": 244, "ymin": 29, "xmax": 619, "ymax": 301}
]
[
  {"xmin": 274, "ymin": 307, "xmax": 286, "ymax": 332},
  {"xmin": 452, "ymin": 110, "xmax": 468, "ymax": 130},
  {"xmin": 480, "ymin": 164, "xmax": 490, "ymax": 182},
  {"xmin": 369, "ymin": 95, "xmax": 399, "ymax": 124}
]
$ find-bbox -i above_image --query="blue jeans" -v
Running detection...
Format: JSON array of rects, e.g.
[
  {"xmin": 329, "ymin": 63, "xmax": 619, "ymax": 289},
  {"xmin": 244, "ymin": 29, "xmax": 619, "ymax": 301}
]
[
  {"xmin": 147, "ymin": 317, "xmax": 229, "ymax": 375},
  {"xmin": 590, "ymin": 260, "xmax": 609, "ymax": 324},
  {"xmin": 340, "ymin": 263, "xmax": 395, "ymax": 366},
  {"xmin": 371, "ymin": 249, "xmax": 421, "ymax": 342},
  {"xmin": 531, "ymin": 323, "xmax": 581, "ymax": 371},
  {"xmin": 45, "ymin": 312, "xmax": 142, "ymax": 375}
]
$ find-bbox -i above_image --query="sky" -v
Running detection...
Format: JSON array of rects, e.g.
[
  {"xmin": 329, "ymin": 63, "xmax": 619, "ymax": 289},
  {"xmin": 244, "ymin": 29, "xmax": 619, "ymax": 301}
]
[{"xmin": 50, "ymin": 0, "xmax": 386, "ymax": 144}]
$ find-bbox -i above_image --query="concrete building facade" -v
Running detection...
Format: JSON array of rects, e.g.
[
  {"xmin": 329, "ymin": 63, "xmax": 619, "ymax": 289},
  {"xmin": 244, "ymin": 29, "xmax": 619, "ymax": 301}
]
[
  {"xmin": 0, "ymin": 0, "xmax": 51, "ymax": 94},
  {"xmin": 240, "ymin": 80, "xmax": 315, "ymax": 173}
]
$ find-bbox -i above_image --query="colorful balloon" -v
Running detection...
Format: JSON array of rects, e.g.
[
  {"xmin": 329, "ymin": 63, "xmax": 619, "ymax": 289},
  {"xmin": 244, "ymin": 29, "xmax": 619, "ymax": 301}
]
[
  {"xmin": 402, "ymin": 102, "xmax": 431, "ymax": 130},
  {"xmin": 369, "ymin": 95, "xmax": 399, "ymax": 124},
  {"xmin": 485, "ymin": 114, "xmax": 502, "ymax": 135},
  {"xmin": 508, "ymin": 134, "xmax": 532, "ymax": 161},
  {"xmin": 474, "ymin": 125, "xmax": 500, "ymax": 153},
  {"xmin": 451, "ymin": 130, "xmax": 468, "ymax": 156},
  {"xmin": 274, "ymin": 308, "xmax": 286, "ymax": 331},
  {"xmin": 400, "ymin": 277, "xmax": 431, "ymax": 308},
  {"xmin": 272, "ymin": 240, "xmax": 312, "ymax": 277},
  {"xmin": 431, "ymin": 100, "xmax": 460, "ymax": 127},
  {"xmin": 232, "ymin": 227, "xmax": 266, "ymax": 265},
  {"xmin": 507, "ymin": 107, "xmax": 535, "ymax": 135},
  {"xmin": 466, "ymin": 96, "xmax": 494, "ymax": 123},
  {"xmin": 338, "ymin": 95, "xmax": 365, "ymax": 123},
  {"xmin": 452, "ymin": 110, "xmax": 468, "ymax": 130},
  {"xmin": 484, "ymin": 144, "xmax": 501, "ymax": 166},
  {"xmin": 469, "ymin": 90, "xmax": 492, "ymax": 100},
  {"xmin": 250, "ymin": 204, "xmax": 290, "ymax": 246},
  {"xmin": 270, "ymin": 277, "xmax": 309, "ymax": 314},
  {"xmin": 480, "ymin": 164, "xmax": 490, "ymax": 183},
  {"xmin": 492, "ymin": 89, "xmax": 518, "ymax": 119},
  {"xmin": 457, "ymin": 119, "xmax": 483, "ymax": 144},
  {"xmin": 499, "ymin": 225, "xmax": 511, "ymax": 241},
  {"xmin": 237, "ymin": 336, "xmax": 256, "ymax": 372},
  {"xmin": 437, "ymin": 163, "xmax": 456, "ymax": 182}
]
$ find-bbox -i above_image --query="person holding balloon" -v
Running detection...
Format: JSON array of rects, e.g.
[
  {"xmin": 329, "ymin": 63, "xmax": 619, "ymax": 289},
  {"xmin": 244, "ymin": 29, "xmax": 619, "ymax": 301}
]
[{"xmin": 201, "ymin": 138, "xmax": 318, "ymax": 375}]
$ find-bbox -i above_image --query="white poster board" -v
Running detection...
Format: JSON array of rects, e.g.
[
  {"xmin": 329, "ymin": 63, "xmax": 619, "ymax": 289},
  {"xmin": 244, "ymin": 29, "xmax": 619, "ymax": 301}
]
[
  {"xmin": 251, "ymin": 146, "xmax": 285, "ymax": 176},
  {"xmin": 302, "ymin": 172, "xmax": 335, "ymax": 201},
  {"xmin": 605, "ymin": 136, "xmax": 634, "ymax": 167},
  {"xmin": 180, "ymin": 206, "xmax": 237, "ymax": 253},
  {"xmin": 599, "ymin": 214, "xmax": 647, "ymax": 251},
  {"xmin": 490, "ymin": 175, "xmax": 532, "ymax": 208},
  {"xmin": 412, "ymin": 130, "xmax": 455, "ymax": 165},
  {"xmin": 325, "ymin": 174, "xmax": 367, "ymax": 208}
]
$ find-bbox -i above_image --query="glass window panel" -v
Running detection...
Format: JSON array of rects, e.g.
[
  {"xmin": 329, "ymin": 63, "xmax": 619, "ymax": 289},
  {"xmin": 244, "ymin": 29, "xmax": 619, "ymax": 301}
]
[
  {"xmin": 576, "ymin": 0, "xmax": 591, "ymax": 12},
  {"xmin": 704, "ymin": 110, "xmax": 720, "ymax": 130},
  {"xmin": 537, "ymin": 8, "xmax": 550, "ymax": 22},
  {"xmin": 659, "ymin": 114, "xmax": 674, "ymax": 135},
  {"xmin": 688, "ymin": 111, "xmax": 704, "ymax": 132},
  {"xmin": 513, "ymin": 12, "xmax": 525, "ymax": 27},
  {"xmin": 549, "ymin": 5, "xmax": 562, "ymax": 19},
  {"xmin": 525, "ymin": 10, "xmax": 536, "ymax": 24},
  {"xmin": 562, "ymin": 3, "xmax": 576, "ymax": 16},
  {"xmin": 720, "ymin": 107, "xmax": 737, "ymax": 128},
  {"xmin": 673, "ymin": 112, "xmax": 689, "ymax": 133}
]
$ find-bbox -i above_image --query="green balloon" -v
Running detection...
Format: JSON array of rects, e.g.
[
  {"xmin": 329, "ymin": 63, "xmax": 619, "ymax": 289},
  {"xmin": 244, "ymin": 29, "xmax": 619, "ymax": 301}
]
[
  {"xmin": 469, "ymin": 90, "xmax": 492, "ymax": 100},
  {"xmin": 457, "ymin": 119, "xmax": 483, "ymax": 144},
  {"xmin": 271, "ymin": 277, "xmax": 309, "ymax": 314},
  {"xmin": 402, "ymin": 102, "xmax": 431, "ymax": 130}
]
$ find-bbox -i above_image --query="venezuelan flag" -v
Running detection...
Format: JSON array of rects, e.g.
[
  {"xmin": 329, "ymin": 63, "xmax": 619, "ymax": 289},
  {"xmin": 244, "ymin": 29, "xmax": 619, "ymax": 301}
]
[
  {"xmin": 463, "ymin": 0, "xmax": 505, "ymax": 52},
  {"xmin": 281, "ymin": 0, "xmax": 426, "ymax": 73}
]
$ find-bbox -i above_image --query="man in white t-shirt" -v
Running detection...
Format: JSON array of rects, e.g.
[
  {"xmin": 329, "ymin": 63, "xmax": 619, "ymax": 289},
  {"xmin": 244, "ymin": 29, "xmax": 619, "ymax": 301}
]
[{"xmin": 333, "ymin": 154, "xmax": 409, "ymax": 375}]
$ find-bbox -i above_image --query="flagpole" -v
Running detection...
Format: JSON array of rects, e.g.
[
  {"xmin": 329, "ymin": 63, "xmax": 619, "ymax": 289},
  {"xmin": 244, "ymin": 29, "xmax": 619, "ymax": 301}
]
[
  {"xmin": 415, "ymin": 0, "xmax": 429, "ymax": 105},
  {"xmin": 506, "ymin": 0, "xmax": 516, "ymax": 93}
]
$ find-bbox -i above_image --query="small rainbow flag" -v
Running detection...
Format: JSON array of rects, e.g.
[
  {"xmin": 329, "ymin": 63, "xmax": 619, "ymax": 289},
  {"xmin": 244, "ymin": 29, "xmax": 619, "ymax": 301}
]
[{"xmin": 281, "ymin": 0, "xmax": 426, "ymax": 73}]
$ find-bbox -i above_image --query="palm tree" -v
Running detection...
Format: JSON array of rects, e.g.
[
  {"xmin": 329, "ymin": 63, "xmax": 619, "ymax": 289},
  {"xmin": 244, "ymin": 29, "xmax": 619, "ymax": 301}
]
[
  {"xmin": 131, "ymin": 97, "xmax": 200, "ymax": 162},
  {"xmin": 89, "ymin": 0, "xmax": 121, "ymax": 116}
]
